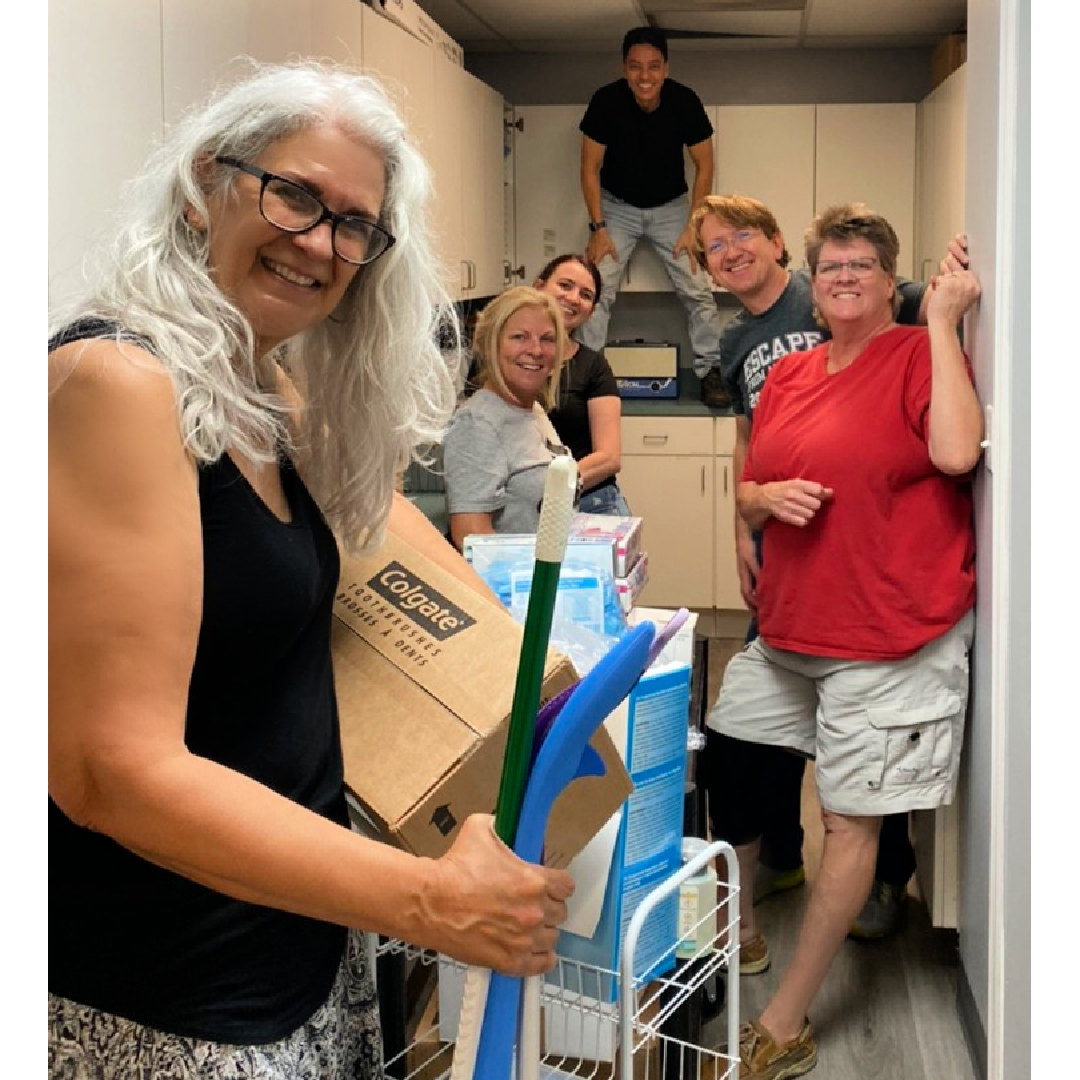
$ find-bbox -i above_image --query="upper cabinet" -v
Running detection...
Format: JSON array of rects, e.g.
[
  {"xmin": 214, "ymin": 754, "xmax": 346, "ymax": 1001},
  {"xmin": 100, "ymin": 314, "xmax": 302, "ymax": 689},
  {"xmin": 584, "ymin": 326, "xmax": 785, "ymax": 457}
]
[
  {"xmin": 714, "ymin": 105, "xmax": 816, "ymax": 271},
  {"xmin": 815, "ymin": 104, "xmax": 917, "ymax": 278},
  {"xmin": 915, "ymin": 65, "xmax": 967, "ymax": 284},
  {"xmin": 429, "ymin": 56, "xmax": 508, "ymax": 301},
  {"xmin": 49, "ymin": 0, "xmax": 165, "ymax": 309},
  {"xmin": 511, "ymin": 103, "xmax": 918, "ymax": 293},
  {"xmin": 511, "ymin": 106, "xmax": 589, "ymax": 285}
]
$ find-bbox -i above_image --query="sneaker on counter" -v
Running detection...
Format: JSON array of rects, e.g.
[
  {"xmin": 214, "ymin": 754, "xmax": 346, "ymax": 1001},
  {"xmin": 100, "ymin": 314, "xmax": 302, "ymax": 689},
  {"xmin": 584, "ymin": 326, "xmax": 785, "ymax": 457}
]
[
  {"xmin": 739, "ymin": 932, "xmax": 771, "ymax": 975},
  {"xmin": 738, "ymin": 1018, "xmax": 818, "ymax": 1080},
  {"xmin": 700, "ymin": 368, "xmax": 731, "ymax": 408},
  {"xmin": 753, "ymin": 863, "xmax": 806, "ymax": 906},
  {"xmin": 849, "ymin": 880, "xmax": 904, "ymax": 940}
]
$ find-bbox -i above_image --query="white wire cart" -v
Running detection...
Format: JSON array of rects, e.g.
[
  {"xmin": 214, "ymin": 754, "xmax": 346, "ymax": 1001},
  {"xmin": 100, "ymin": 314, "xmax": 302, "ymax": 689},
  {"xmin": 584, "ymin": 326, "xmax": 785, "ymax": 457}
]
[{"xmin": 376, "ymin": 841, "xmax": 740, "ymax": 1080}]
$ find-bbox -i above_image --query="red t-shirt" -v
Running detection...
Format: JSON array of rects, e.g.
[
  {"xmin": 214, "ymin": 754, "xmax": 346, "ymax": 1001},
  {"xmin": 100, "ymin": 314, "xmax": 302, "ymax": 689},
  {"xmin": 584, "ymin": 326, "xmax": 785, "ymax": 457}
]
[{"xmin": 743, "ymin": 324, "xmax": 976, "ymax": 660}]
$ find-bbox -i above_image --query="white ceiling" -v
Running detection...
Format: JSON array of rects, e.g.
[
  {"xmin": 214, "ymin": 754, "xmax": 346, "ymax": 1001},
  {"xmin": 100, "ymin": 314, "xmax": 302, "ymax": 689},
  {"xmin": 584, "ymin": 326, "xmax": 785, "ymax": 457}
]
[{"xmin": 410, "ymin": 0, "xmax": 967, "ymax": 54}]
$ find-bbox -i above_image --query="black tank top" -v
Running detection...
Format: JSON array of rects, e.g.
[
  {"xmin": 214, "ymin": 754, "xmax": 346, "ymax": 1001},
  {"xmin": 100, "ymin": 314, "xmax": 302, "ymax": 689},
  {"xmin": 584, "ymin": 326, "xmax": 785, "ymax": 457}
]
[{"xmin": 49, "ymin": 320, "xmax": 349, "ymax": 1042}]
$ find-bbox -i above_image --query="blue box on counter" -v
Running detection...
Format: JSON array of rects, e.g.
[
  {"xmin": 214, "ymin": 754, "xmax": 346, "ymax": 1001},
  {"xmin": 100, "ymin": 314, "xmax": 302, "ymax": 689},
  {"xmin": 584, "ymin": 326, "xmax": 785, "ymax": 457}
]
[{"xmin": 549, "ymin": 661, "xmax": 690, "ymax": 1001}]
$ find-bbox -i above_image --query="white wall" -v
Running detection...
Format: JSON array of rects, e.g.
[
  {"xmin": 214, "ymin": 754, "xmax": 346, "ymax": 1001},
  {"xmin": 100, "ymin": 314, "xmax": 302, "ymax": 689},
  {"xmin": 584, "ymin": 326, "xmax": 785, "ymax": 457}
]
[{"xmin": 960, "ymin": 2, "xmax": 1030, "ymax": 1079}]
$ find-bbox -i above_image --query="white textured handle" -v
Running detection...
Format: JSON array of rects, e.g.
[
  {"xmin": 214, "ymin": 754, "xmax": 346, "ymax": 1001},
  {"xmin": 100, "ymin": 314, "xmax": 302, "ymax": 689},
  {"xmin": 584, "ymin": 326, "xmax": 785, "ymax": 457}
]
[
  {"xmin": 517, "ymin": 975, "xmax": 542, "ymax": 1080},
  {"xmin": 449, "ymin": 965, "xmax": 490, "ymax": 1080},
  {"xmin": 535, "ymin": 456, "xmax": 577, "ymax": 563}
]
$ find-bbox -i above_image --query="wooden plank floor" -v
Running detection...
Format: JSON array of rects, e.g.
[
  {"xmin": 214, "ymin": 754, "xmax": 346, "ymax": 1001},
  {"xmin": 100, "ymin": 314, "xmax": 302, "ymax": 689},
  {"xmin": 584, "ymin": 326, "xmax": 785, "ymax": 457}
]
[{"xmin": 699, "ymin": 638, "xmax": 977, "ymax": 1080}]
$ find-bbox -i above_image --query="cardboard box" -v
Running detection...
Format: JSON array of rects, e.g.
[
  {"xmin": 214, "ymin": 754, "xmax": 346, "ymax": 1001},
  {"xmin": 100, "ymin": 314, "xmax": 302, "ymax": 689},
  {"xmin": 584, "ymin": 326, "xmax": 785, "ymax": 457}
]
[
  {"xmin": 331, "ymin": 533, "xmax": 632, "ymax": 864},
  {"xmin": 550, "ymin": 663, "xmax": 691, "ymax": 1001},
  {"xmin": 931, "ymin": 32, "xmax": 967, "ymax": 90},
  {"xmin": 615, "ymin": 552, "xmax": 649, "ymax": 615},
  {"xmin": 570, "ymin": 513, "xmax": 644, "ymax": 578}
]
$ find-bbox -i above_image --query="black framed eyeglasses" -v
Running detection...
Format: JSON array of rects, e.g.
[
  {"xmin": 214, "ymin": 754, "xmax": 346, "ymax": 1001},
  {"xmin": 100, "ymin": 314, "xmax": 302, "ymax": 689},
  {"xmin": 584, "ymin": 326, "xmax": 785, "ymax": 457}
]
[{"xmin": 215, "ymin": 155, "xmax": 395, "ymax": 266}]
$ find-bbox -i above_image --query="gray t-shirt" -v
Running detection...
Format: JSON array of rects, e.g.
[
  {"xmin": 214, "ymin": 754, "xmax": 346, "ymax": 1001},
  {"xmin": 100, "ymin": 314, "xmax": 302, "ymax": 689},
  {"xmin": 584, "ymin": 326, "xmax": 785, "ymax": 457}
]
[
  {"xmin": 442, "ymin": 388, "xmax": 556, "ymax": 535},
  {"xmin": 719, "ymin": 267, "xmax": 927, "ymax": 418}
]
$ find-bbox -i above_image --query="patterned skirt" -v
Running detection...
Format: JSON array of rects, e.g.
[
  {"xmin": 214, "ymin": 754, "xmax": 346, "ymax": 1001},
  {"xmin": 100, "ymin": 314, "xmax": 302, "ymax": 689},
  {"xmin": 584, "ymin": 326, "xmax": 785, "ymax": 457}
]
[{"xmin": 48, "ymin": 929, "xmax": 384, "ymax": 1079}]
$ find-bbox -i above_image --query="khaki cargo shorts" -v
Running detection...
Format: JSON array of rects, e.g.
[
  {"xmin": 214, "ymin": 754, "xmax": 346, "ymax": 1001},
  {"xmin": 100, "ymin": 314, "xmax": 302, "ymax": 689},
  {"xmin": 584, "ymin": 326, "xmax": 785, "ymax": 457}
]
[{"xmin": 706, "ymin": 611, "xmax": 974, "ymax": 816}]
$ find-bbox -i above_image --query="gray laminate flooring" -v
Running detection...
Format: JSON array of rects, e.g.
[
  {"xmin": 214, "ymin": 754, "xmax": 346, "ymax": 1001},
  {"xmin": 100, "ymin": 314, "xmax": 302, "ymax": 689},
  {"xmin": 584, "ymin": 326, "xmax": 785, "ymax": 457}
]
[{"xmin": 699, "ymin": 638, "xmax": 978, "ymax": 1080}]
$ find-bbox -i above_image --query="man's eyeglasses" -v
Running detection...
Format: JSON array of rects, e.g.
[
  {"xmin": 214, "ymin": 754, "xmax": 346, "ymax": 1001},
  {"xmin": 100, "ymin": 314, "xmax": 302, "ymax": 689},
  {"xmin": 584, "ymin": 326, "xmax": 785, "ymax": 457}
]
[
  {"xmin": 215, "ymin": 155, "xmax": 395, "ymax": 266},
  {"xmin": 706, "ymin": 228, "xmax": 759, "ymax": 258},
  {"xmin": 814, "ymin": 257, "xmax": 879, "ymax": 280}
]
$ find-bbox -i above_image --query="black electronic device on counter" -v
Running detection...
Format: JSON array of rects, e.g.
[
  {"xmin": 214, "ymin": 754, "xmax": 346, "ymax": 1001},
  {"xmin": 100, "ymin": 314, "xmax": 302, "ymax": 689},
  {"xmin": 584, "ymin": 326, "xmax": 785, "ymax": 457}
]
[{"xmin": 605, "ymin": 340, "xmax": 680, "ymax": 399}]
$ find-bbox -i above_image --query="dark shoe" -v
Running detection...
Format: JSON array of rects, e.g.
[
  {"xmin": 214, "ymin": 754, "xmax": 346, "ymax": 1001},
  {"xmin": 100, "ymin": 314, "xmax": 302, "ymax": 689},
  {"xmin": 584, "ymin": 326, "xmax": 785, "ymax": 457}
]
[
  {"xmin": 849, "ymin": 880, "xmax": 904, "ymax": 939},
  {"xmin": 738, "ymin": 1017, "xmax": 818, "ymax": 1079},
  {"xmin": 700, "ymin": 368, "xmax": 731, "ymax": 407},
  {"xmin": 753, "ymin": 863, "xmax": 806, "ymax": 906}
]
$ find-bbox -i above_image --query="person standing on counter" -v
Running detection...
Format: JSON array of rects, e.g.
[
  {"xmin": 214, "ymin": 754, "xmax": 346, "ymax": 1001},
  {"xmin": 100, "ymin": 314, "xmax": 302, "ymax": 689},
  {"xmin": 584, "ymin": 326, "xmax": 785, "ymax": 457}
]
[
  {"xmin": 48, "ymin": 62, "xmax": 576, "ymax": 1079},
  {"xmin": 444, "ymin": 286, "xmax": 570, "ymax": 549},
  {"xmin": 704, "ymin": 203, "xmax": 981, "ymax": 1078},
  {"xmin": 689, "ymin": 194, "xmax": 971, "ymax": 943},
  {"xmin": 534, "ymin": 253, "xmax": 631, "ymax": 516},
  {"xmin": 578, "ymin": 26, "xmax": 725, "ymax": 394}
]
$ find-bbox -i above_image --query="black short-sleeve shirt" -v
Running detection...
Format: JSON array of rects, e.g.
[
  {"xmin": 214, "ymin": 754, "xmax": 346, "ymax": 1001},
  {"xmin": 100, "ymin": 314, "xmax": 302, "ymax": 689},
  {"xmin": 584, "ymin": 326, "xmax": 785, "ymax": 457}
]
[
  {"xmin": 580, "ymin": 78, "xmax": 713, "ymax": 209},
  {"xmin": 548, "ymin": 344, "xmax": 620, "ymax": 493}
]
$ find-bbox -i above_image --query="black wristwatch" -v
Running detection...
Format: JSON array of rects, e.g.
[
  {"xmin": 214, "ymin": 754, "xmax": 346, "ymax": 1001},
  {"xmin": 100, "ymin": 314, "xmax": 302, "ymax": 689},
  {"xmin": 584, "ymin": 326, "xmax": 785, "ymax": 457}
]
[{"xmin": 588, "ymin": 219, "xmax": 607, "ymax": 233}]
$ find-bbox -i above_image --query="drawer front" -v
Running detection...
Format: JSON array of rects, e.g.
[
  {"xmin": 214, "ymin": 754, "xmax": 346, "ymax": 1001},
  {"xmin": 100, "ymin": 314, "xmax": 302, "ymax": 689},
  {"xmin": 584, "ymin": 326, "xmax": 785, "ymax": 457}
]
[
  {"xmin": 715, "ymin": 416, "xmax": 738, "ymax": 455},
  {"xmin": 622, "ymin": 416, "xmax": 714, "ymax": 456}
]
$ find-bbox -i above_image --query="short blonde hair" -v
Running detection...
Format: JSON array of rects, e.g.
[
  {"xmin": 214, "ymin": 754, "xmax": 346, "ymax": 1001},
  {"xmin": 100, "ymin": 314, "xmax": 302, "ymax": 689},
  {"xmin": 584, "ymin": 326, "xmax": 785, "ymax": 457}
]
[
  {"xmin": 471, "ymin": 286, "xmax": 568, "ymax": 411},
  {"xmin": 690, "ymin": 193, "xmax": 791, "ymax": 273}
]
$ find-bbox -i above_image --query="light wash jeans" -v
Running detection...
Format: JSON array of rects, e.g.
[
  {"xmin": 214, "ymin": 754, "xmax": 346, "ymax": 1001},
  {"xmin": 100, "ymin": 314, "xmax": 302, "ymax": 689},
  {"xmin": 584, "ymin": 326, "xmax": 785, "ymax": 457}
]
[
  {"xmin": 579, "ymin": 190, "xmax": 723, "ymax": 372},
  {"xmin": 577, "ymin": 483, "xmax": 631, "ymax": 516}
]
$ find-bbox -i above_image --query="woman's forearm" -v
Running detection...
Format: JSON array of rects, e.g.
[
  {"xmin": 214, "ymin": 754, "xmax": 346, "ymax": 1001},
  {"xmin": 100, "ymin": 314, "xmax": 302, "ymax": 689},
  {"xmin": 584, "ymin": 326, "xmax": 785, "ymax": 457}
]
[
  {"xmin": 737, "ymin": 481, "xmax": 772, "ymax": 531},
  {"xmin": 926, "ymin": 316, "xmax": 984, "ymax": 475}
]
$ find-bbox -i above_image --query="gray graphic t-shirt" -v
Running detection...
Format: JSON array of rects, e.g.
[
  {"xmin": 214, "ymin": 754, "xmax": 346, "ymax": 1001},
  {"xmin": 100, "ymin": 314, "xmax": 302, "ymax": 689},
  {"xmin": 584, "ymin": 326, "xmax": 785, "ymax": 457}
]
[
  {"xmin": 443, "ymin": 388, "xmax": 556, "ymax": 535},
  {"xmin": 719, "ymin": 267, "xmax": 926, "ymax": 418}
]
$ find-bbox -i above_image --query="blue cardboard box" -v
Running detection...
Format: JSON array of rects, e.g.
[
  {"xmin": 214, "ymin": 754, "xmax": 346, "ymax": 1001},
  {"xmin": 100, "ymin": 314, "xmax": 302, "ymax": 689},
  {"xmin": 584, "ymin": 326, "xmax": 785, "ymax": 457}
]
[{"xmin": 550, "ymin": 662, "xmax": 690, "ymax": 1002}]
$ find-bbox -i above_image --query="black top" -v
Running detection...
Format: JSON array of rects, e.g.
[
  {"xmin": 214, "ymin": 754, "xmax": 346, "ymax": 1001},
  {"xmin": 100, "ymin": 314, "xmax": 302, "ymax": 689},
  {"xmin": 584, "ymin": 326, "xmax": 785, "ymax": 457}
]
[
  {"xmin": 580, "ymin": 78, "xmax": 713, "ymax": 209},
  {"xmin": 48, "ymin": 319, "xmax": 349, "ymax": 1043},
  {"xmin": 548, "ymin": 343, "xmax": 620, "ymax": 495}
]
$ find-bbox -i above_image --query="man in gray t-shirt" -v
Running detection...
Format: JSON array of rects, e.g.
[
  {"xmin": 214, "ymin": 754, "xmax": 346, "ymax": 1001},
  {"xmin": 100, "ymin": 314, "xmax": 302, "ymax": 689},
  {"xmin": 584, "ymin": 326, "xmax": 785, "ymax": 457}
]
[{"xmin": 690, "ymin": 193, "xmax": 968, "ymax": 938}]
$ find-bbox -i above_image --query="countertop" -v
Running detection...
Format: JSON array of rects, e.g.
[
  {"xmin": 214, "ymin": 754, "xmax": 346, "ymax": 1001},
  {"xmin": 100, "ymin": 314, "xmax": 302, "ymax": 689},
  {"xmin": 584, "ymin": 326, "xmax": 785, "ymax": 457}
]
[{"xmin": 620, "ymin": 374, "xmax": 736, "ymax": 418}]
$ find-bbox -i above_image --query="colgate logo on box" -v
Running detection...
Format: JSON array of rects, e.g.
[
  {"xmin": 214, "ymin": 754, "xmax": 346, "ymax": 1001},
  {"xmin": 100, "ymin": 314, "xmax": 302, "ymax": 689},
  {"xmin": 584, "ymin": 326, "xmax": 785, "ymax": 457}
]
[{"xmin": 366, "ymin": 562, "xmax": 477, "ymax": 640}]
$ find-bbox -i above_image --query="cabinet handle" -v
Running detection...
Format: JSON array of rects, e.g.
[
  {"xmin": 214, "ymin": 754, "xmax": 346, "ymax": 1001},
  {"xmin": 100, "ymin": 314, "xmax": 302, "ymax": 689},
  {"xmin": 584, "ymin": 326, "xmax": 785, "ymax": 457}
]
[
  {"xmin": 701, "ymin": 465, "xmax": 706, "ymax": 495},
  {"xmin": 642, "ymin": 434, "xmax": 668, "ymax": 446},
  {"xmin": 723, "ymin": 462, "xmax": 729, "ymax": 496}
]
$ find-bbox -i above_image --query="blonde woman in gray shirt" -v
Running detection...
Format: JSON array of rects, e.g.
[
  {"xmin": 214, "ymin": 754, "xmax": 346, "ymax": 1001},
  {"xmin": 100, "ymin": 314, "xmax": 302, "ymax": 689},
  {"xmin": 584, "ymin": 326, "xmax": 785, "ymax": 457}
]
[{"xmin": 444, "ymin": 286, "xmax": 570, "ymax": 549}]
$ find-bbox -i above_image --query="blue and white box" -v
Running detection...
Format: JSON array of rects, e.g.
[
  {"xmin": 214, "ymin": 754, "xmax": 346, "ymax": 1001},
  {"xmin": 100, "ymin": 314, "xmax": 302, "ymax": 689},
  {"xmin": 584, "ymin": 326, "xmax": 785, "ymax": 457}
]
[{"xmin": 549, "ymin": 661, "xmax": 690, "ymax": 1002}]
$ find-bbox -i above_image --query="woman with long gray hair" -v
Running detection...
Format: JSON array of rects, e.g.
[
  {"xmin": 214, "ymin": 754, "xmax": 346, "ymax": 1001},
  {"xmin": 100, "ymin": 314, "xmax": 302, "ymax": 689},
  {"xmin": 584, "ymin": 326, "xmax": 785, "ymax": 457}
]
[{"xmin": 48, "ymin": 61, "xmax": 574, "ymax": 1078}]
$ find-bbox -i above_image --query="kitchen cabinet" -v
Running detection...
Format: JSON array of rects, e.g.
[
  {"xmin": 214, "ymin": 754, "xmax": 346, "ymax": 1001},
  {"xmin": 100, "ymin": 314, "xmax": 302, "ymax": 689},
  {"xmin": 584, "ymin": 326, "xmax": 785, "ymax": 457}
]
[
  {"xmin": 512, "ymin": 103, "xmax": 916, "ymax": 294},
  {"xmin": 714, "ymin": 106, "xmax": 816, "ymax": 270},
  {"xmin": 909, "ymin": 65, "xmax": 966, "ymax": 933},
  {"xmin": 915, "ymin": 64, "xmax": 967, "ymax": 284},
  {"xmin": 510, "ymin": 105, "xmax": 589, "ymax": 284},
  {"xmin": 431, "ymin": 53, "xmax": 508, "ymax": 300},
  {"xmin": 617, "ymin": 415, "xmax": 746, "ymax": 613},
  {"xmin": 713, "ymin": 417, "xmax": 746, "ymax": 611},
  {"xmin": 815, "ymin": 104, "xmax": 917, "ymax": 278},
  {"xmin": 361, "ymin": 2, "xmax": 433, "ymax": 122},
  {"xmin": 618, "ymin": 418, "xmax": 715, "ymax": 610}
]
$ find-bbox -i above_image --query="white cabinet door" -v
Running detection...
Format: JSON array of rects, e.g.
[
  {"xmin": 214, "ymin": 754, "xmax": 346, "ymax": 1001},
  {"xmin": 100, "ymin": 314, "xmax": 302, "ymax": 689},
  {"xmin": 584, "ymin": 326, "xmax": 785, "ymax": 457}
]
[
  {"xmin": 248, "ymin": 0, "xmax": 312, "ymax": 63},
  {"xmin": 711, "ymin": 418, "xmax": 747, "ymax": 612},
  {"xmin": 431, "ymin": 51, "xmax": 468, "ymax": 298},
  {"xmin": 915, "ymin": 65, "xmax": 967, "ymax": 284},
  {"xmin": 360, "ymin": 5, "xmax": 436, "ymax": 160},
  {"xmin": 715, "ymin": 105, "xmax": 816, "ymax": 271},
  {"xmin": 48, "ymin": 0, "xmax": 164, "ymax": 309},
  {"xmin": 512, "ymin": 106, "xmax": 589, "ymax": 286},
  {"xmin": 815, "ymin": 104, "xmax": 917, "ymax": 278},
  {"xmin": 462, "ymin": 73, "xmax": 508, "ymax": 298},
  {"xmin": 161, "ymin": 0, "xmax": 248, "ymax": 126},
  {"xmin": 618, "ymin": 416, "xmax": 715, "ymax": 610}
]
